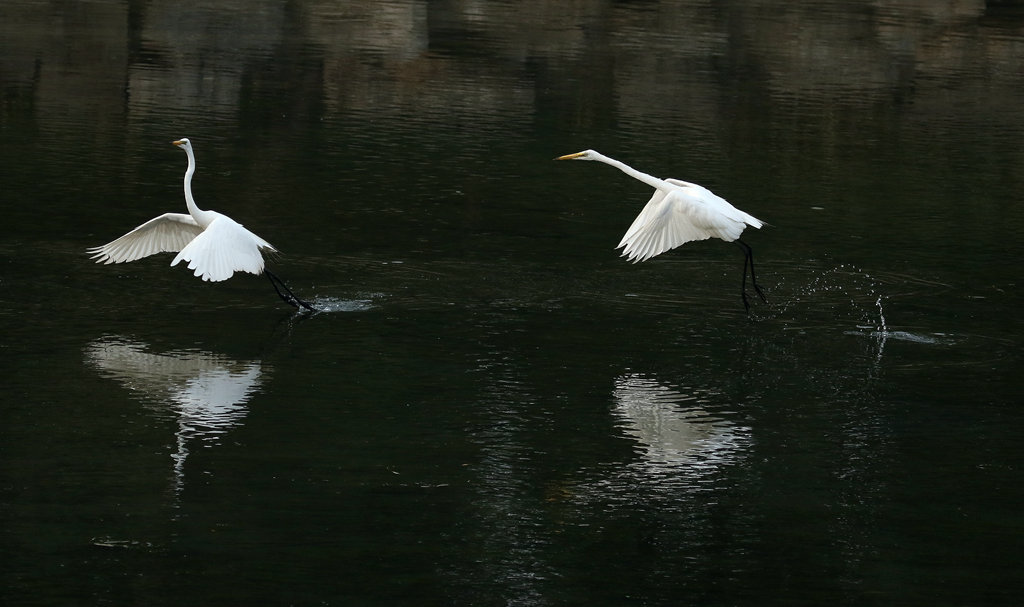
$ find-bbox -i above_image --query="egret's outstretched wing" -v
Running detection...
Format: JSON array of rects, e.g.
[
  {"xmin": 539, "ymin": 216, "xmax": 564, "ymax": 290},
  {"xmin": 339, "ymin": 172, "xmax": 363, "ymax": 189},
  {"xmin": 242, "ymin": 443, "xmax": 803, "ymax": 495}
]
[
  {"xmin": 171, "ymin": 214, "xmax": 275, "ymax": 282},
  {"xmin": 617, "ymin": 189, "xmax": 717, "ymax": 262},
  {"xmin": 88, "ymin": 213, "xmax": 203, "ymax": 264},
  {"xmin": 617, "ymin": 182, "xmax": 764, "ymax": 263}
]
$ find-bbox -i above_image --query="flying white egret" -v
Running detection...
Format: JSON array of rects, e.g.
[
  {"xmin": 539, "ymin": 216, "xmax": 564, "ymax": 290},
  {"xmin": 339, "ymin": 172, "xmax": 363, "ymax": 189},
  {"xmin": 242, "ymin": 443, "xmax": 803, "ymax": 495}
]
[
  {"xmin": 88, "ymin": 138, "xmax": 316, "ymax": 312},
  {"xmin": 556, "ymin": 149, "xmax": 767, "ymax": 311}
]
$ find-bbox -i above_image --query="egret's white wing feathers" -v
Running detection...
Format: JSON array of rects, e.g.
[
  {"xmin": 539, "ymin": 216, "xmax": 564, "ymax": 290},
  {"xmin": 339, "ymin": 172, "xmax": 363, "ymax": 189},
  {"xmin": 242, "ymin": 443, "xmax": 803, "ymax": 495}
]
[
  {"xmin": 617, "ymin": 189, "xmax": 715, "ymax": 262},
  {"xmin": 88, "ymin": 213, "xmax": 203, "ymax": 264},
  {"xmin": 170, "ymin": 214, "xmax": 276, "ymax": 282},
  {"xmin": 617, "ymin": 180, "xmax": 764, "ymax": 263}
]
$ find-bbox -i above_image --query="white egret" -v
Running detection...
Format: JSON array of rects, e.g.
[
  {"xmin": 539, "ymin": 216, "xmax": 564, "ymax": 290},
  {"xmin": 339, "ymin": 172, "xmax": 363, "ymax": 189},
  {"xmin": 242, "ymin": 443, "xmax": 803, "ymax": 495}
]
[
  {"xmin": 556, "ymin": 149, "xmax": 767, "ymax": 311},
  {"xmin": 88, "ymin": 138, "xmax": 315, "ymax": 311}
]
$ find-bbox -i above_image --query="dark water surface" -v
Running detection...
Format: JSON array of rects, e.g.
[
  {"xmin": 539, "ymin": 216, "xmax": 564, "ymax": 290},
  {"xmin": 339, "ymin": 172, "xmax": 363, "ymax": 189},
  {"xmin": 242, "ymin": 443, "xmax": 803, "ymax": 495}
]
[{"xmin": 2, "ymin": 1, "xmax": 1023, "ymax": 605}]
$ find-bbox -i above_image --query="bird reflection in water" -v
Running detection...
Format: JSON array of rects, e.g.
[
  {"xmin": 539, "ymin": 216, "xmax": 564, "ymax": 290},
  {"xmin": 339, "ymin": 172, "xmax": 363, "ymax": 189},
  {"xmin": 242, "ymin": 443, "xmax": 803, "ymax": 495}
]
[
  {"xmin": 612, "ymin": 373, "xmax": 751, "ymax": 479},
  {"xmin": 85, "ymin": 337, "xmax": 264, "ymax": 497}
]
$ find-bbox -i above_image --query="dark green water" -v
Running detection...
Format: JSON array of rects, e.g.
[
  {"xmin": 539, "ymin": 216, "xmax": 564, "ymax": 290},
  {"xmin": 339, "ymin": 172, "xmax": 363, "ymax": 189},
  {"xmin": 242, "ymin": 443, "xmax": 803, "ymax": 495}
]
[{"xmin": 2, "ymin": 1, "xmax": 1022, "ymax": 605}]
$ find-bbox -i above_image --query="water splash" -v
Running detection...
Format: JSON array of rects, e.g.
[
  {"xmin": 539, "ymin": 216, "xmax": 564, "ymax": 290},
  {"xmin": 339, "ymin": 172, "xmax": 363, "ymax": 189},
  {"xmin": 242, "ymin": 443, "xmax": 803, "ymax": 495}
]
[
  {"xmin": 764, "ymin": 263, "xmax": 957, "ymax": 370},
  {"xmin": 875, "ymin": 294, "xmax": 887, "ymax": 333},
  {"xmin": 870, "ymin": 294, "xmax": 889, "ymax": 368},
  {"xmin": 308, "ymin": 297, "xmax": 375, "ymax": 313},
  {"xmin": 765, "ymin": 263, "xmax": 888, "ymax": 329}
]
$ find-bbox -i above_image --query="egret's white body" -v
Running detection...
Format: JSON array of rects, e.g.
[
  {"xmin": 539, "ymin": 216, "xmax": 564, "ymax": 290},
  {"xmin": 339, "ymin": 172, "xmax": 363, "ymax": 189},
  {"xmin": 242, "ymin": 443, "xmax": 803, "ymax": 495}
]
[
  {"xmin": 556, "ymin": 149, "xmax": 767, "ymax": 309},
  {"xmin": 88, "ymin": 138, "xmax": 275, "ymax": 282}
]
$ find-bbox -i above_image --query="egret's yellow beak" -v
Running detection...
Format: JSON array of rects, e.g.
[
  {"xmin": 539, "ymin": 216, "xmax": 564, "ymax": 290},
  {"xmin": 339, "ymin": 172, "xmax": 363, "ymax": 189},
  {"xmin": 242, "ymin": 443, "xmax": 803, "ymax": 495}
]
[
  {"xmin": 172, "ymin": 139, "xmax": 185, "ymax": 146},
  {"xmin": 555, "ymin": 152, "xmax": 586, "ymax": 160}
]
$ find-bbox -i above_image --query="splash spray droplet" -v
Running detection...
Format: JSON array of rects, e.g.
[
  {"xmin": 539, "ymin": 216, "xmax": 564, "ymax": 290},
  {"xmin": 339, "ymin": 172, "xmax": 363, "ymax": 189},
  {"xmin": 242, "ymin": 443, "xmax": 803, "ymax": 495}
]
[{"xmin": 875, "ymin": 295, "xmax": 887, "ymax": 334}]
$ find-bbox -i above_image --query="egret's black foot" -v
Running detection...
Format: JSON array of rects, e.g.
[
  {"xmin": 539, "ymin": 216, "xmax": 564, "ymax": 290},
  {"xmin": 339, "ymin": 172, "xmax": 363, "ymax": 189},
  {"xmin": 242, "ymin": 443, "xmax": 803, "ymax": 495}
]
[{"xmin": 266, "ymin": 270, "xmax": 317, "ymax": 313}]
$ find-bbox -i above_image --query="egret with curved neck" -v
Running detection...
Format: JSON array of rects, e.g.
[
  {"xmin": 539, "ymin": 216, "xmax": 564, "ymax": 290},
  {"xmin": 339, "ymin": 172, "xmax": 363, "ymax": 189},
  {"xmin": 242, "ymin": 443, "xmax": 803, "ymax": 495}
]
[
  {"xmin": 88, "ymin": 138, "xmax": 316, "ymax": 312},
  {"xmin": 178, "ymin": 138, "xmax": 215, "ymax": 228},
  {"xmin": 556, "ymin": 149, "xmax": 767, "ymax": 312}
]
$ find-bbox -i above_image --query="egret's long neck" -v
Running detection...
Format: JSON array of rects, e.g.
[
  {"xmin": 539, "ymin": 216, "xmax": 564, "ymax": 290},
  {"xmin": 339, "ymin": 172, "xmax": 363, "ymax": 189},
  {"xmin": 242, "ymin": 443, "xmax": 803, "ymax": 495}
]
[
  {"xmin": 182, "ymin": 147, "xmax": 212, "ymax": 224},
  {"xmin": 595, "ymin": 153, "xmax": 670, "ymax": 191}
]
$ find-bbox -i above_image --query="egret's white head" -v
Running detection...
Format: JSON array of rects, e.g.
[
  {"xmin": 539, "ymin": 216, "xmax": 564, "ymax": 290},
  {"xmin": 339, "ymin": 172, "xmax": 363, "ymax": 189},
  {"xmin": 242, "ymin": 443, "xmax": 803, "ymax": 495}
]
[
  {"xmin": 172, "ymin": 138, "xmax": 192, "ymax": 150},
  {"xmin": 555, "ymin": 149, "xmax": 599, "ymax": 161}
]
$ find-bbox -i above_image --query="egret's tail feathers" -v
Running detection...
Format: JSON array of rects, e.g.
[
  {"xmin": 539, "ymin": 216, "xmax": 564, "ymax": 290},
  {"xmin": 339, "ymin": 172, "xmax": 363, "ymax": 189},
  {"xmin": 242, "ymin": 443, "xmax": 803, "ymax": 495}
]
[{"xmin": 742, "ymin": 214, "xmax": 765, "ymax": 230}]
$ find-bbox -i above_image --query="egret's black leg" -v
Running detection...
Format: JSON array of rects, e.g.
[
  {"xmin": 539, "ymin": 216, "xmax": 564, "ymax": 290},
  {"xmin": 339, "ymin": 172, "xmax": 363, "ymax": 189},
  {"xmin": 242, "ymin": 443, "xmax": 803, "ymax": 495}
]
[
  {"xmin": 739, "ymin": 248, "xmax": 751, "ymax": 313},
  {"xmin": 734, "ymin": 239, "xmax": 767, "ymax": 312},
  {"xmin": 265, "ymin": 270, "xmax": 317, "ymax": 312},
  {"xmin": 265, "ymin": 271, "xmax": 290, "ymax": 305},
  {"xmin": 738, "ymin": 239, "xmax": 768, "ymax": 304}
]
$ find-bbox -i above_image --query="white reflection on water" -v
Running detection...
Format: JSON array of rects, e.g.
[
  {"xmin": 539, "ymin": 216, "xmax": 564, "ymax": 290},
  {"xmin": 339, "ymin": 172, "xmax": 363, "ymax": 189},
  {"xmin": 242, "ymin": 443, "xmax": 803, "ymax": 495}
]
[
  {"xmin": 84, "ymin": 337, "xmax": 263, "ymax": 497},
  {"xmin": 612, "ymin": 373, "xmax": 751, "ymax": 479}
]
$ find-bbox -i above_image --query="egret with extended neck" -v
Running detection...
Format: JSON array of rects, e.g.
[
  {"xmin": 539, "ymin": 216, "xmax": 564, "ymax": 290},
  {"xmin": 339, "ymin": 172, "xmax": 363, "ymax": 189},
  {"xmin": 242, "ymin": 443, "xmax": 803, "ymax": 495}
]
[{"xmin": 556, "ymin": 149, "xmax": 767, "ymax": 311}]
